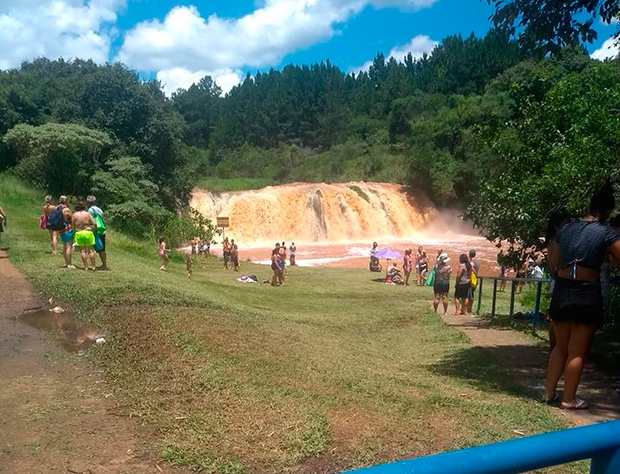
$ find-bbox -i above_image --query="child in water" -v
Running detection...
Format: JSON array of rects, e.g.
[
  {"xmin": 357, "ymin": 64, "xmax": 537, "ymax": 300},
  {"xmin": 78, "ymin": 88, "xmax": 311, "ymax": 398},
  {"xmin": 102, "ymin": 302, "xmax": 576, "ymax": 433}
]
[{"xmin": 158, "ymin": 238, "xmax": 169, "ymax": 271}]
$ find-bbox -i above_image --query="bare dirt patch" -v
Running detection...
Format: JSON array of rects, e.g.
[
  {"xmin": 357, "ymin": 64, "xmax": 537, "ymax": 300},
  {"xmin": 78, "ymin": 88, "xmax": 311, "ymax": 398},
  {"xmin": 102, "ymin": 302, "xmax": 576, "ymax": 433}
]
[{"xmin": 0, "ymin": 250, "xmax": 188, "ymax": 473}]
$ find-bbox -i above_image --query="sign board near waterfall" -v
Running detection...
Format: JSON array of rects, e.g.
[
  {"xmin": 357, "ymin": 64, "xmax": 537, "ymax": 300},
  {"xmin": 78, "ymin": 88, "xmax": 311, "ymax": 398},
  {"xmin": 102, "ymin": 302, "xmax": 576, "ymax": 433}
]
[{"xmin": 217, "ymin": 217, "xmax": 230, "ymax": 228}]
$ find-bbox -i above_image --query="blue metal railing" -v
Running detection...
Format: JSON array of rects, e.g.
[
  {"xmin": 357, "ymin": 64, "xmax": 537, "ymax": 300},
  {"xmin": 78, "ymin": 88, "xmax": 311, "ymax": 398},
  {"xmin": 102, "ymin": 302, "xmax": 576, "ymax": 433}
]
[{"xmin": 346, "ymin": 420, "xmax": 620, "ymax": 474}]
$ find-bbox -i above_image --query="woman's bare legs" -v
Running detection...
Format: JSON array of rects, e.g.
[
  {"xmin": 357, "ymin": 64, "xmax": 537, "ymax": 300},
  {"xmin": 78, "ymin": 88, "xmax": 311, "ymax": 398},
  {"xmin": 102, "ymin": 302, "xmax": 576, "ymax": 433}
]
[
  {"xmin": 545, "ymin": 321, "xmax": 595, "ymax": 403},
  {"xmin": 441, "ymin": 295, "xmax": 449, "ymax": 314},
  {"xmin": 404, "ymin": 271, "xmax": 410, "ymax": 287},
  {"xmin": 79, "ymin": 247, "xmax": 88, "ymax": 269},
  {"xmin": 88, "ymin": 247, "xmax": 96, "ymax": 269},
  {"xmin": 49, "ymin": 230, "xmax": 58, "ymax": 254},
  {"xmin": 454, "ymin": 297, "xmax": 461, "ymax": 315},
  {"xmin": 563, "ymin": 323, "xmax": 595, "ymax": 403},
  {"xmin": 63, "ymin": 242, "xmax": 75, "ymax": 268}
]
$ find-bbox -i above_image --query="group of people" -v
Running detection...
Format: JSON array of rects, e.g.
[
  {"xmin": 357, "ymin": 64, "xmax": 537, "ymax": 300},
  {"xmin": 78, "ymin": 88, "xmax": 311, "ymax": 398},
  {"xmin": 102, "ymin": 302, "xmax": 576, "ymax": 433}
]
[
  {"xmin": 40, "ymin": 195, "xmax": 107, "ymax": 271},
  {"xmin": 426, "ymin": 248, "xmax": 479, "ymax": 316},
  {"xmin": 270, "ymin": 241, "xmax": 297, "ymax": 286},
  {"xmin": 371, "ymin": 242, "xmax": 480, "ymax": 316},
  {"xmin": 222, "ymin": 237, "xmax": 239, "ymax": 271}
]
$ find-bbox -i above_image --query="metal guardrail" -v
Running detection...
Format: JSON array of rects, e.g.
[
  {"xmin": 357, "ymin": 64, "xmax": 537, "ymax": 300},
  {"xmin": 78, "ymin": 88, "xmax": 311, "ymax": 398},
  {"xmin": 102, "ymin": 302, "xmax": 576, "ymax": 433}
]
[
  {"xmin": 475, "ymin": 276, "xmax": 552, "ymax": 329},
  {"xmin": 345, "ymin": 419, "xmax": 620, "ymax": 473}
]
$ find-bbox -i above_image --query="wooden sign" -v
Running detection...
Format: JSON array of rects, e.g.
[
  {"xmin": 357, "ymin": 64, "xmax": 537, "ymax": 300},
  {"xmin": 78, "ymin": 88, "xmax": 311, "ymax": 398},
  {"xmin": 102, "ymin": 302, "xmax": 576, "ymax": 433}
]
[{"xmin": 217, "ymin": 216, "xmax": 230, "ymax": 228}]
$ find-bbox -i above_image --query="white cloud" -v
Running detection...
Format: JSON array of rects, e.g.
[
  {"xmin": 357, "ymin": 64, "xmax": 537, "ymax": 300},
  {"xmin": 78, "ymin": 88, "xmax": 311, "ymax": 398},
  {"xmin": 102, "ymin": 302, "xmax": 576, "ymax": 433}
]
[
  {"xmin": 157, "ymin": 67, "xmax": 243, "ymax": 96},
  {"xmin": 351, "ymin": 34, "xmax": 438, "ymax": 73},
  {"xmin": 0, "ymin": 0, "xmax": 125, "ymax": 70},
  {"xmin": 116, "ymin": 0, "xmax": 439, "ymax": 93},
  {"xmin": 591, "ymin": 37, "xmax": 619, "ymax": 61}
]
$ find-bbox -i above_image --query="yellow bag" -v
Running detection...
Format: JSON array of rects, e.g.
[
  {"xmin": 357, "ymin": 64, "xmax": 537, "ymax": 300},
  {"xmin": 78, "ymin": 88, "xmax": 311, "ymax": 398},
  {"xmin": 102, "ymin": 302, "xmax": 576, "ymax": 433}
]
[{"xmin": 470, "ymin": 270, "xmax": 478, "ymax": 290}]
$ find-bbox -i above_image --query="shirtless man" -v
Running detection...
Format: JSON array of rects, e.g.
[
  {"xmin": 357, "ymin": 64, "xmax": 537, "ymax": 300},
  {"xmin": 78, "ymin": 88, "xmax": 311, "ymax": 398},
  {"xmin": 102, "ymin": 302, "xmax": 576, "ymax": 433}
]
[
  {"xmin": 43, "ymin": 195, "xmax": 58, "ymax": 254},
  {"xmin": 71, "ymin": 200, "xmax": 96, "ymax": 270},
  {"xmin": 230, "ymin": 239, "xmax": 239, "ymax": 271}
]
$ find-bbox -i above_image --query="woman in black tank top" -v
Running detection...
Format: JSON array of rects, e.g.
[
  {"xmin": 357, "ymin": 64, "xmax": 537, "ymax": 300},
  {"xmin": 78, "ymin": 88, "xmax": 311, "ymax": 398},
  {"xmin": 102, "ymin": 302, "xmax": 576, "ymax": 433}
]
[{"xmin": 544, "ymin": 185, "xmax": 620, "ymax": 409}]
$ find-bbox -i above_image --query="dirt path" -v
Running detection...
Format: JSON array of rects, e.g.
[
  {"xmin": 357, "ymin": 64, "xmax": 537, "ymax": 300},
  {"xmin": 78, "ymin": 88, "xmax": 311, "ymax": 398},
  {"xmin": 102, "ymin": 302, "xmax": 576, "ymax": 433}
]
[
  {"xmin": 438, "ymin": 309, "xmax": 620, "ymax": 426},
  {"xmin": 0, "ymin": 250, "xmax": 187, "ymax": 473}
]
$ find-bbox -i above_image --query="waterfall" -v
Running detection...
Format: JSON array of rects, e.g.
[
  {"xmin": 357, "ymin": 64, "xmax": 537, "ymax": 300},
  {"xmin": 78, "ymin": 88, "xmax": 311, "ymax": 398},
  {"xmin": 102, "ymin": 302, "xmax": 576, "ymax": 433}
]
[{"xmin": 190, "ymin": 182, "xmax": 434, "ymax": 245}]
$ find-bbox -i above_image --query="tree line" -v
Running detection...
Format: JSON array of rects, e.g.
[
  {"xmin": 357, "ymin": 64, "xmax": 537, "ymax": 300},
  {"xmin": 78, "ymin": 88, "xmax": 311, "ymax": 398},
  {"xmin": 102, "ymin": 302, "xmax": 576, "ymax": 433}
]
[{"xmin": 0, "ymin": 22, "xmax": 618, "ymax": 257}]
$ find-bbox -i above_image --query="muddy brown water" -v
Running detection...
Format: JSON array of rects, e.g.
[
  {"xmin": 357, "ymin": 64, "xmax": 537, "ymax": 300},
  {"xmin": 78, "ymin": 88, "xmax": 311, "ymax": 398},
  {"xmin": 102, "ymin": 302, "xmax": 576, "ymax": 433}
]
[{"xmin": 17, "ymin": 309, "xmax": 103, "ymax": 352}]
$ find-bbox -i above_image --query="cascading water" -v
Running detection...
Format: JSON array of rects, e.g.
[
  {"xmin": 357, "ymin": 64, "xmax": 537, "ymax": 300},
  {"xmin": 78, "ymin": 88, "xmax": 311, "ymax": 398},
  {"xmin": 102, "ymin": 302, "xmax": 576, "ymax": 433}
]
[{"xmin": 190, "ymin": 182, "xmax": 435, "ymax": 245}]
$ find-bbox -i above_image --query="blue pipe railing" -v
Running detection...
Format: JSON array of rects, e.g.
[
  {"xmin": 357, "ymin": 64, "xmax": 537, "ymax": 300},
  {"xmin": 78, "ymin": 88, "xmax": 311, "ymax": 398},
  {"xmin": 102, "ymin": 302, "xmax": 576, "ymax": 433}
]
[{"xmin": 345, "ymin": 420, "xmax": 620, "ymax": 474}]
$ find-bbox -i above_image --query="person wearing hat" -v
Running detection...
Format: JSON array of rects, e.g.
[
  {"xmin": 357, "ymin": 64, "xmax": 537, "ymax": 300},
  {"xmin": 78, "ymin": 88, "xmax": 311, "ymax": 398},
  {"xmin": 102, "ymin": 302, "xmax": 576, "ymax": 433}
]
[{"xmin": 433, "ymin": 253, "xmax": 452, "ymax": 314}]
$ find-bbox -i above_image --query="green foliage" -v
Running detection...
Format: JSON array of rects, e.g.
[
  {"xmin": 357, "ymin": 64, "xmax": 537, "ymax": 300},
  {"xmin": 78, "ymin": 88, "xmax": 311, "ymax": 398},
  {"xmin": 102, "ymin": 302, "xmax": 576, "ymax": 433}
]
[
  {"xmin": 487, "ymin": 0, "xmax": 619, "ymax": 55},
  {"xmin": 465, "ymin": 61, "xmax": 620, "ymax": 256},
  {"xmin": 162, "ymin": 208, "xmax": 221, "ymax": 249},
  {"xmin": 4, "ymin": 122, "xmax": 112, "ymax": 195}
]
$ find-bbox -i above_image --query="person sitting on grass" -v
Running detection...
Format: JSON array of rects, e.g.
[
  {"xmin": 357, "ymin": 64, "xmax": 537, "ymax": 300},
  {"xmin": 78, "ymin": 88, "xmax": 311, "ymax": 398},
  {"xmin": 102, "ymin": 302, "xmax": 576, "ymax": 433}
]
[
  {"xmin": 71, "ymin": 200, "xmax": 97, "ymax": 271},
  {"xmin": 454, "ymin": 253, "xmax": 472, "ymax": 315},
  {"xmin": 158, "ymin": 238, "xmax": 169, "ymax": 271}
]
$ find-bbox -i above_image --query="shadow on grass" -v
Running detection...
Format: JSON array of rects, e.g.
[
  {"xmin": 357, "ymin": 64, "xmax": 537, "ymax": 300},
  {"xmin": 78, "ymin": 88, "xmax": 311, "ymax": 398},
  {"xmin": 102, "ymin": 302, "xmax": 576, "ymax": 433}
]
[
  {"xmin": 477, "ymin": 311, "xmax": 550, "ymax": 344},
  {"xmin": 431, "ymin": 345, "xmax": 546, "ymax": 399}
]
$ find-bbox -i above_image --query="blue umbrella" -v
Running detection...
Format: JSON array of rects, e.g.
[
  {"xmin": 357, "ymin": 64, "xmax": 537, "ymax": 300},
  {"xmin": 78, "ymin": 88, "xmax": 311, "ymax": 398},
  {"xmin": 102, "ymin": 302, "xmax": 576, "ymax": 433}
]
[{"xmin": 373, "ymin": 248, "xmax": 403, "ymax": 260}]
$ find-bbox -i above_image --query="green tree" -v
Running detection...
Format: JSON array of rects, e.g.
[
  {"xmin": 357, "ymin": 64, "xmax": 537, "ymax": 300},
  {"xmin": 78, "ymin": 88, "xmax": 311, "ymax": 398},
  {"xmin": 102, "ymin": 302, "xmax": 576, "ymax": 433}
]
[
  {"xmin": 4, "ymin": 122, "xmax": 112, "ymax": 195},
  {"xmin": 486, "ymin": 0, "xmax": 620, "ymax": 55}
]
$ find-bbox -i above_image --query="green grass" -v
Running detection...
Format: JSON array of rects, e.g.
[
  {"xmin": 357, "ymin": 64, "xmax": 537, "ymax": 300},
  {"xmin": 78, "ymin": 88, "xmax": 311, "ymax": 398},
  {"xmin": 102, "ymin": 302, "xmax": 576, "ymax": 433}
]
[
  {"xmin": 0, "ymin": 173, "xmax": 587, "ymax": 473},
  {"xmin": 194, "ymin": 177, "xmax": 276, "ymax": 193}
]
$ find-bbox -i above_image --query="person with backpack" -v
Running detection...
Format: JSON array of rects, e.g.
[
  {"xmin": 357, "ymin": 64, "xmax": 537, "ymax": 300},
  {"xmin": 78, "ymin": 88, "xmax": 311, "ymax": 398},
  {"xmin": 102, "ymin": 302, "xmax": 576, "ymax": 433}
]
[
  {"xmin": 87, "ymin": 195, "xmax": 108, "ymax": 270},
  {"xmin": 42, "ymin": 195, "xmax": 58, "ymax": 255},
  {"xmin": 48, "ymin": 195, "xmax": 75, "ymax": 268}
]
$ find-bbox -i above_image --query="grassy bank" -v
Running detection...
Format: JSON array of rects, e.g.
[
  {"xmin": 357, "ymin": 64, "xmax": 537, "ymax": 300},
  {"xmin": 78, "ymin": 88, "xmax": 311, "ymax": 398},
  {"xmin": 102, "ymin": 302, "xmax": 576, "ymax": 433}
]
[{"xmin": 0, "ymin": 173, "xmax": 585, "ymax": 473}]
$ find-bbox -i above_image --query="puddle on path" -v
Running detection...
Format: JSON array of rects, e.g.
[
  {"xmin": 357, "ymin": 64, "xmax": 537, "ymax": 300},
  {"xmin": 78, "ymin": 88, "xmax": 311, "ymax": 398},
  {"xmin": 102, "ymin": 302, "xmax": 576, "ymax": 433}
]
[{"xmin": 18, "ymin": 309, "xmax": 104, "ymax": 352}]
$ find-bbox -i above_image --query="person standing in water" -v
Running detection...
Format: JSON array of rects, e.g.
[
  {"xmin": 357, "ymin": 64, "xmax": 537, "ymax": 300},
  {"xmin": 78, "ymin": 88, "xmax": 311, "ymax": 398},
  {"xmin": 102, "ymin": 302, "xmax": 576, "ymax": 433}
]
[
  {"xmin": 158, "ymin": 238, "xmax": 169, "ymax": 271},
  {"xmin": 71, "ymin": 201, "xmax": 97, "ymax": 271},
  {"xmin": 43, "ymin": 195, "xmax": 58, "ymax": 255},
  {"xmin": 289, "ymin": 242, "xmax": 296, "ymax": 266}
]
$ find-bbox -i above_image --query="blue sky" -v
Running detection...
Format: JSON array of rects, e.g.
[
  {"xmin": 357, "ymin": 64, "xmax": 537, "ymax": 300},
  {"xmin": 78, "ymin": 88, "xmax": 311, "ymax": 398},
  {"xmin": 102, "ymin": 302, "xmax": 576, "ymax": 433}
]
[{"xmin": 0, "ymin": 0, "xmax": 617, "ymax": 94}]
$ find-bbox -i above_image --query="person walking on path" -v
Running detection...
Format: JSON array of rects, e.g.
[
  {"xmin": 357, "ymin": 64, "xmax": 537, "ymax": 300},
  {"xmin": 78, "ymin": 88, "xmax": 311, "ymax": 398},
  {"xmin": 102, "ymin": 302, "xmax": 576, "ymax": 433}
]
[
  {"xmin": 433, "ymin": 253, "xmax": 452, "ymax": 314},
  {"xmin": 454, "ymin": 253, "xmax": 472, "ymax": 315},
  {"xmin": 71, "ymin": 201, "xmax": 96, "ymax": 271},
  {"xmin": 43, "ymin": 196, "xmax": 58, "ymax": 255},
  {"xmin": 543, "ymin": 184, "xmax": 620, "ymax": 410},
  {"xmin": 87, "ymin": 195, "xmax": 108, "ymax": 270}
]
